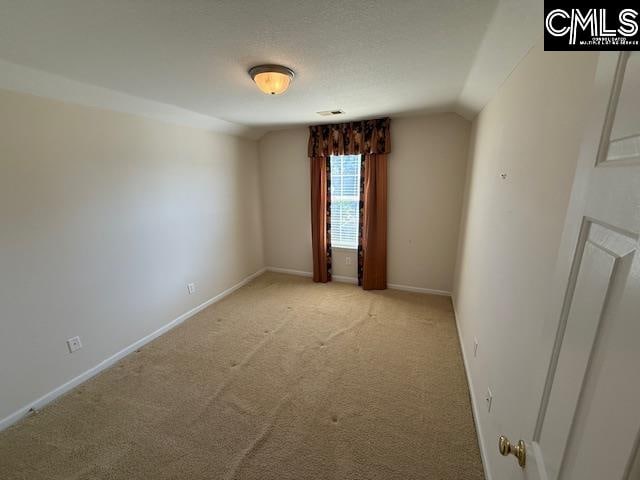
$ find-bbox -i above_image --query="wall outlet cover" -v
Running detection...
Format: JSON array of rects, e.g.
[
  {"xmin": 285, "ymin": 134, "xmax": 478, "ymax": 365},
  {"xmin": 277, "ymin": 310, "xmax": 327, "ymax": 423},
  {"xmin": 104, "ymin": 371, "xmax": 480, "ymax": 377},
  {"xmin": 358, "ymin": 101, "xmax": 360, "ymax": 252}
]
[
  {"xmin": 66, "ymin": 336, "xmax": 82, "ymax": 353},
  {"xmin": 187, "ymin": 283, "xmax": 196, "ymax": 295}
]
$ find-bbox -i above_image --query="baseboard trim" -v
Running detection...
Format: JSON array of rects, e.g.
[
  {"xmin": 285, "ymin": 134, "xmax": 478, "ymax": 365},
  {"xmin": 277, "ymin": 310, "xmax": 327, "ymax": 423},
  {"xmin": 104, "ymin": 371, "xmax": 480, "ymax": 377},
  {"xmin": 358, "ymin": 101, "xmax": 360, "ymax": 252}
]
[
  {"xmin": 265, "ymin": 266, "xmax": 312, "ymax": 278},
  {"xmin": 0, "ymin": 267, "xmax": 267, "ymax": 432},
  {"xmin": 451, "ymin": 296, "xmax": 493, "ymax": 480},
  {"xmin": 265, "ymin": 267, "xmax": 451, "ymax": 295},
  {"xmin": 332, "ymin": 275, "xmax": 358, "ymax": 284},
  {"xmin": 387, "ymin": 283, "xmax": 451, "ymax": 296}
]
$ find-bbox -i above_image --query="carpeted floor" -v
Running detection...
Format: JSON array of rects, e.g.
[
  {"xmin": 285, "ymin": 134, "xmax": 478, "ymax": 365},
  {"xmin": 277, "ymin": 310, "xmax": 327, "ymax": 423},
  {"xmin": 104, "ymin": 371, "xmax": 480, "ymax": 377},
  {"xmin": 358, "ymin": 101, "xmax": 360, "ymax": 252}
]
[{"xmin": 0, "ymin": 272, "xmax": 484, "ymax": 479}]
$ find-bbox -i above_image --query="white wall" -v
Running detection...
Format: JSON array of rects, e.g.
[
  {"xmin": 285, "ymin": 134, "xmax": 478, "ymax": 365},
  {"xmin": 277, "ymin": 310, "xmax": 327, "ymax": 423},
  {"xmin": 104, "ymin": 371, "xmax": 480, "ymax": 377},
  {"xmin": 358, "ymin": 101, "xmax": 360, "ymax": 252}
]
[
  {"xmin": 452, "ymin": 45, "xmax": 598, "ymax": 479},
  {"xmin": 259, "ymin": 114, "xmax": 470, "ymax": 292},
  {"xmin": 0, "ymin": 89, "xmax": 264, "ymax": 422}
]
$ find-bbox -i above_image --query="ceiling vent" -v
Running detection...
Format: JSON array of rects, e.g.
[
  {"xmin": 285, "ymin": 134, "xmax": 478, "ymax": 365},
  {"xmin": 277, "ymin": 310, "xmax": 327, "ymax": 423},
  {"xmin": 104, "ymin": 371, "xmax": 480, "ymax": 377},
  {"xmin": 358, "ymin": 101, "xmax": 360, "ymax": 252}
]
[{"xmin": 317, "ymin": 110, "xmax": 345, "ymax": 116}]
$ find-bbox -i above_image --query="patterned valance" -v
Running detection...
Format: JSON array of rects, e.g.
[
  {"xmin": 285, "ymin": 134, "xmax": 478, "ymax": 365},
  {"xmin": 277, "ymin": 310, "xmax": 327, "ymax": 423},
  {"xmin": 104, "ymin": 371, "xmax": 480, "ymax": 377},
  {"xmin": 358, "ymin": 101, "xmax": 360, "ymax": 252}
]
[{"xmin": 308, "ymin": 118, "xmax": 391, "ymax": 158}]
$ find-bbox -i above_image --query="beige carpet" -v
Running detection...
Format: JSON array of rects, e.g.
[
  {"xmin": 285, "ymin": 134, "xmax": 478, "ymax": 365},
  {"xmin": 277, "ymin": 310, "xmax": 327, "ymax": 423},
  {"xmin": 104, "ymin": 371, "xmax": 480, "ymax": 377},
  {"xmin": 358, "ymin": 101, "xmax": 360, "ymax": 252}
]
[{"xmin": 0, "ymin": 272, "xmax": 484, "ymax": 480}]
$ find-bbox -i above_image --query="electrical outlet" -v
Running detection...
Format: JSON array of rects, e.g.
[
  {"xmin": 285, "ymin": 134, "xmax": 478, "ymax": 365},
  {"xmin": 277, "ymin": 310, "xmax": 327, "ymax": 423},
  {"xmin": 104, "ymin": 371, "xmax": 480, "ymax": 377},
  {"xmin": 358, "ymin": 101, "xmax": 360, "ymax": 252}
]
[
  {"xmin": 473, "ymin": 337, "xmax": 479, "ymax": 357},
  {"xmin": 345, "ymin": 256, "xmax": 352, "ymax": 265},
  {"xmin": 66, "ymin": 336, "xmax": 82, "ymax": 353},
  {"xmin": 187, "ymin": 283, "xmax": 196, "ymax": 295},
  {"xmin": 486, "ymin": 387, "xmax": 493, "ymax": 413}
]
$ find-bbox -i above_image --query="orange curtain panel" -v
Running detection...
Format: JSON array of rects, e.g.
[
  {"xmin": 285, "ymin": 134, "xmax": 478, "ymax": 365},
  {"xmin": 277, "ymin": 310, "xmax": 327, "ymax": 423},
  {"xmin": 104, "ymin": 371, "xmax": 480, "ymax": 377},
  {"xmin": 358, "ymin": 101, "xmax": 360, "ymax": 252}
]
[{"xmin": 310, "ymin": 156, "xmax": 331, "ymax": 283}]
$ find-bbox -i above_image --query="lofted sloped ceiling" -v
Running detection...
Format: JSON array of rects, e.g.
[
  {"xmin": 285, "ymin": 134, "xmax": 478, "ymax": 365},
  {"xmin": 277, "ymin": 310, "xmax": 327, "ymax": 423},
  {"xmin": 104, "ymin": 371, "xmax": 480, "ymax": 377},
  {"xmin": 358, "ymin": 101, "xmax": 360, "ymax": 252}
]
[{"xmin": 0, "ymin": 0, "xmax": 541, "ymax": 139}]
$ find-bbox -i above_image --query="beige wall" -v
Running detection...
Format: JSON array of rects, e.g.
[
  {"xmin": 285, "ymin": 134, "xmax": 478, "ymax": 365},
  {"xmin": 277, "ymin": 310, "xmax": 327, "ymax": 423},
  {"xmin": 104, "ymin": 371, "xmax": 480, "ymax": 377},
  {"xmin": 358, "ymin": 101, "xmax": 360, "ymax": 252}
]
[
  {"xmin": 259, "ymin": 114, "xmax": 470, "ymax": 292},
  {"xmin": 258, "ymin": 128, "xmax": 312, "ymax": 274},
  {"xmin": 0, "ymin": 89, "xmax": 264, "ymax": 422},
  {"xmin": 388, "ymin": 115, "xmax": 470, "ymax": 291},
  {"xmin": 452, "ymin": 45, "xmax": 598, "ymax": 479}
]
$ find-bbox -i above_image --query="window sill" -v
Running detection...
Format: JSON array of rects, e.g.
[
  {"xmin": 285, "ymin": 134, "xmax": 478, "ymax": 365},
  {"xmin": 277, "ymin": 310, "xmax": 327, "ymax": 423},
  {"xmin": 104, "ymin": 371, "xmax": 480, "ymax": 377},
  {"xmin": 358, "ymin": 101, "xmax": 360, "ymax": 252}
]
[{"xmin": 333, "ymin": 245, "xmax": 357, "ymax": 251}]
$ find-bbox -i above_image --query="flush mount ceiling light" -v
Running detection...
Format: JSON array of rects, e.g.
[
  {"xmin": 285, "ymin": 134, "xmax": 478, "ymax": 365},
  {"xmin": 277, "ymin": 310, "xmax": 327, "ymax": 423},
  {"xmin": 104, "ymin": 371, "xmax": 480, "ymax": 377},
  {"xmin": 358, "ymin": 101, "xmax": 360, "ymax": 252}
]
[{"xmin": 248, "ymin": 64, "xmax": 295, "ymax": 95}]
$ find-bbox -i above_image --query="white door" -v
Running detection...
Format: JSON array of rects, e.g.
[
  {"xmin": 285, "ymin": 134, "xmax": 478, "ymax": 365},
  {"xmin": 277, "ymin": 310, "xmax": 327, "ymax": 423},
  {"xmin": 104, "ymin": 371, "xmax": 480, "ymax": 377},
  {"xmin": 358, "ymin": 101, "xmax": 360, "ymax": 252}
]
[{"xmin": 514, "ymin": 51, "xmax": 640, "ymax": 480}]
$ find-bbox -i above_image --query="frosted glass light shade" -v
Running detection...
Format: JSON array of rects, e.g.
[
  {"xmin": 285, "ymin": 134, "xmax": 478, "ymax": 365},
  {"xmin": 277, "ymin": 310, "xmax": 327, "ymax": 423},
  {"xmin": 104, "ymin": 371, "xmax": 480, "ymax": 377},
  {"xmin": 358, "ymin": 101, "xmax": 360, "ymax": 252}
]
[{"xmin": 249, "ymin": 65, "xmax": 295, "ymax": 95}]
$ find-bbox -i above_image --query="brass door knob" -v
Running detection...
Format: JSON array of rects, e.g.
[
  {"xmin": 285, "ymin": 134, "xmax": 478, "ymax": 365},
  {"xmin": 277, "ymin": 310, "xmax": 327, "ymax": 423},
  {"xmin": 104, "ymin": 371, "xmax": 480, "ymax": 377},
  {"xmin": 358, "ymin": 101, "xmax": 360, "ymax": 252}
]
[{"xmin": 498, "ymin": 435, "xmax": 526, "ymax": 468}]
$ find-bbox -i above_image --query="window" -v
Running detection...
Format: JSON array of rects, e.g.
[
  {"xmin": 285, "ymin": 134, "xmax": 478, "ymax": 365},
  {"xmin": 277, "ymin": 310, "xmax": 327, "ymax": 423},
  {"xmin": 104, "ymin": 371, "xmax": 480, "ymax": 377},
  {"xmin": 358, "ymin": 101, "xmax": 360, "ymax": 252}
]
[{"xmin": 330, "ymin": 154, "xmax": 361, "ymax": 249}]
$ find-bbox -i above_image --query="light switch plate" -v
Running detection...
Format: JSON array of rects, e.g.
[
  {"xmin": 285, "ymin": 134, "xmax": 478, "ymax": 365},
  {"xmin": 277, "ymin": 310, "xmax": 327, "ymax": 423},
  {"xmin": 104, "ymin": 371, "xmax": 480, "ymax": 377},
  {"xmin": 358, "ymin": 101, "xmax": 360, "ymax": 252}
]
[
  {"xmin": 486, "ymin": 387, "xmax": 493, "ymax": 413},
  {"xmin": 187, "ymin": 283, "xmax": 196, "ymax": 295}
]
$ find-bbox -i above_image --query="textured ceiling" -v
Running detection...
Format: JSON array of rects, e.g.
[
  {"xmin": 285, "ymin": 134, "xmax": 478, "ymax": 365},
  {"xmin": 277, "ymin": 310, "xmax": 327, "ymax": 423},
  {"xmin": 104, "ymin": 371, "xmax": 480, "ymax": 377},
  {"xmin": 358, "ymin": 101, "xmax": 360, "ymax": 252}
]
[{"xmin": 0, "ymin": 0, "xmax": 540, "ymax": 138}]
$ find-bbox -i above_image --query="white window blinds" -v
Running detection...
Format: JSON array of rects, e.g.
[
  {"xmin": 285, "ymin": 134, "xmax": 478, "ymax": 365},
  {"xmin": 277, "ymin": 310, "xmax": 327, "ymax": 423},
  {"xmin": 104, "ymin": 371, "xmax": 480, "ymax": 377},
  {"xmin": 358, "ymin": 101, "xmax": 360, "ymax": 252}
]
[{"xmin": 330, "ymin": 154, "xmax": 361, "ymax": 249}]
